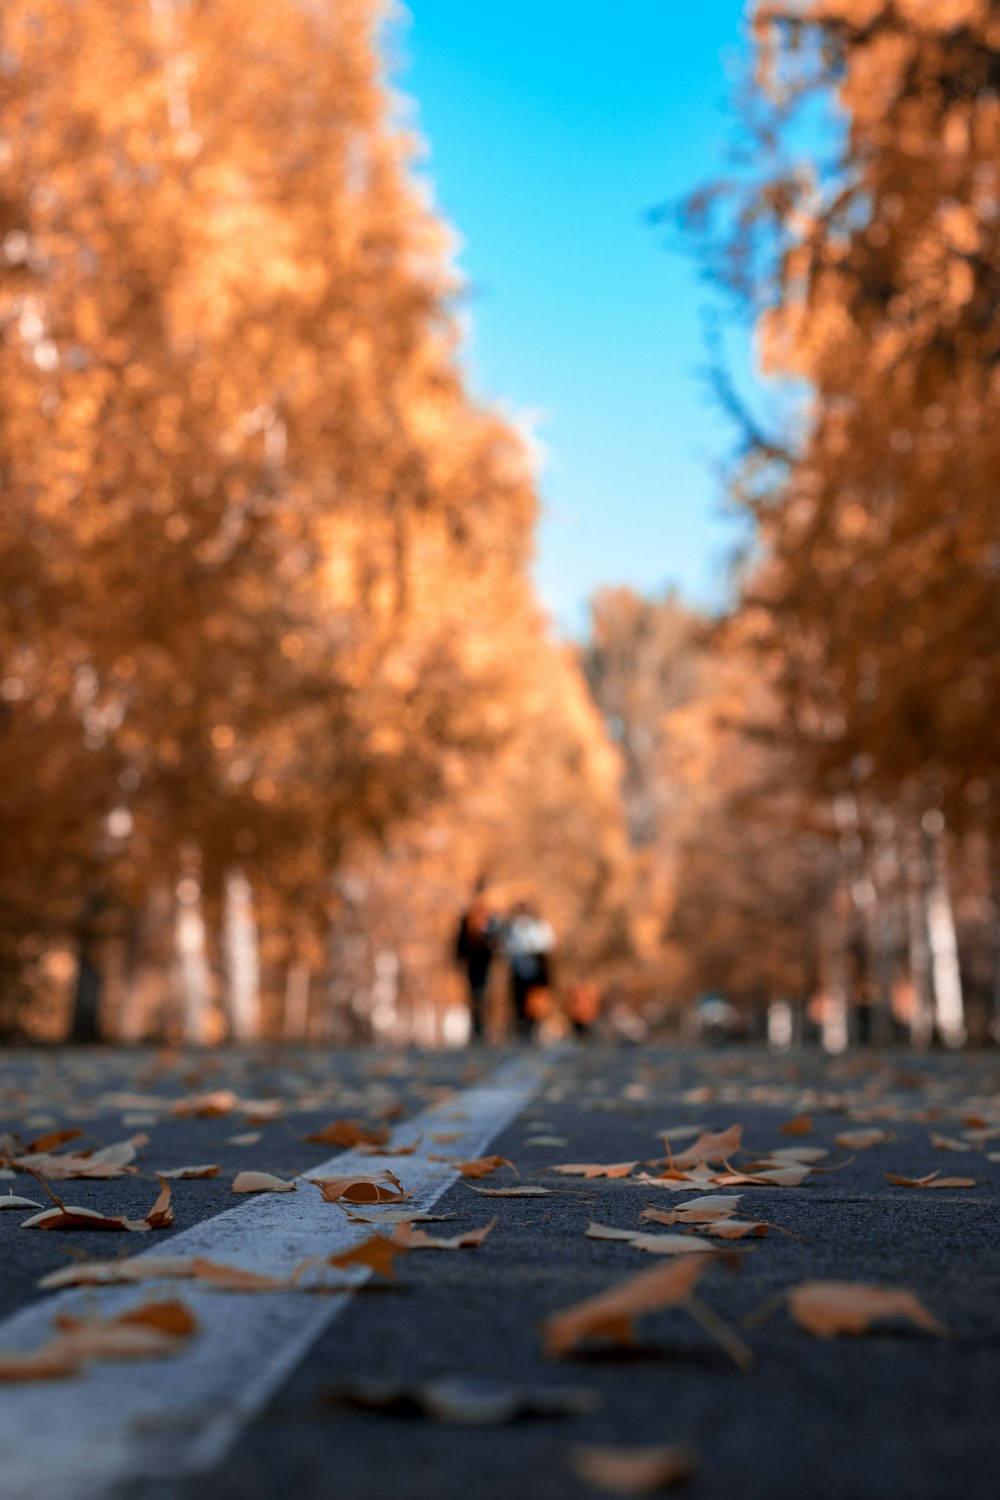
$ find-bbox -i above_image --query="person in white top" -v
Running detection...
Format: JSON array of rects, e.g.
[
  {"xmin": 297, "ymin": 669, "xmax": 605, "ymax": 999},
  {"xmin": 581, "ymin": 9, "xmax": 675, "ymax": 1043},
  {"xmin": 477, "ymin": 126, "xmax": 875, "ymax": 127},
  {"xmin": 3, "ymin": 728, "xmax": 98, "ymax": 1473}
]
[{"xmin": 502, "ymin": 901, "xmax": 554, "ymax": 1040}]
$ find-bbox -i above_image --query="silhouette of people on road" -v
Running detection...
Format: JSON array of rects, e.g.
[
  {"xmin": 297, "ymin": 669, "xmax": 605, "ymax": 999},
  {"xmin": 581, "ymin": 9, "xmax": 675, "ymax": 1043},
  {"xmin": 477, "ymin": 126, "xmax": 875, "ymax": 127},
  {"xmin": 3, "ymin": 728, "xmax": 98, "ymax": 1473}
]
[{"xmin": 453, "ymin": 877, "xmax": 499, "ymax": 1042}]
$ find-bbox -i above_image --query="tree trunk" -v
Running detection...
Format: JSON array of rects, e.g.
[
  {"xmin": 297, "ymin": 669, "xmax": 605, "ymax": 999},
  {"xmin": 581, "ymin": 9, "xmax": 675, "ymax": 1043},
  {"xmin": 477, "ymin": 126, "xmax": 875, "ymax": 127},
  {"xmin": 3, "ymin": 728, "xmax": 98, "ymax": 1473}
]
[
  {"xmin": 70, "ymin": 894, "xmax": 104, "ymax": 1042},
  {"xmin": 223, "ymin": 867, "xmax": 260, "ymax": 1043},
  {"xmin": 902, "ymin": 817, "xmax": 934, "ymax": 1050},
  {"xmin": 923, "ymin": 812, "xmax": 966, "ymax": 1048},
  {"xmin": 175, "ymin": 871, "xmax": 212, "ymax": 1045}
]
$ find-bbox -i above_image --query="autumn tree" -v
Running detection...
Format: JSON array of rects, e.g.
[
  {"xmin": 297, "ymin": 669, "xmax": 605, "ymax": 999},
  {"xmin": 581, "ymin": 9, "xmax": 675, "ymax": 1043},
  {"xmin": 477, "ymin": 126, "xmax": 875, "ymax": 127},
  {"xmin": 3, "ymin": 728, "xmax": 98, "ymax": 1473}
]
[{"xmin": 675, "ymin": 0, "xmax": 1000, "ymax": 1044}]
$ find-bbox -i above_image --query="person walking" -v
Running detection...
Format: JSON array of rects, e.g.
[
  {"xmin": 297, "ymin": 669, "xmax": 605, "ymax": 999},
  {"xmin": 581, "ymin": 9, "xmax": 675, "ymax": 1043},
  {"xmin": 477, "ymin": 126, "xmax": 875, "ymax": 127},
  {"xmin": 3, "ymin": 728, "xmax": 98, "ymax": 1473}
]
[
  {"xmin": 502, "ymin": 900, "xmax": 554, "ymax": 1041},
  {"xmin": 453, "ymin": 878, "xmax": 498, "ymax": 1042}
]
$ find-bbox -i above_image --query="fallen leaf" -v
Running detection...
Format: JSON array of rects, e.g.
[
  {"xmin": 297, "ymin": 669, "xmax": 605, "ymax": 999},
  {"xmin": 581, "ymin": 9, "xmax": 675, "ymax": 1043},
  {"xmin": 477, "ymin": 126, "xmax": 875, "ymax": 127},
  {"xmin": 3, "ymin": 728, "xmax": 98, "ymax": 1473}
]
[
  {"xmin": 652, "ymin": 1195, "xmax": 743, "ymax": 1224},
  {"xmin": 670, "ymin": 1126, "xmax": 742, "ymax": 1169},
  {"xmin": 326, "ymin": 1376, "xmax": 599, "ymax": 1425},
  {"xmin": 928, "ymin": 1133, "xmax": 976, "ymax": 1153},
  {"xmin": 586, "ymin": 1223, "xmax": 719, "ymax": 1256},
  {"xmin": 0, "ymin": 1344, "xmax": 81, "ymax": 1382},
  {"xmin": 524, "ymin": 1136, "xmax": 568, "ymax": 1148},
  {"xmin": 158, "ymin": 1164, "xmax": 221, "ymax": 1180},
  {"xmin": 23, "ymin": 1128, "xmax": 84, "ymax": 1155},
  {"xmin": 293, "ymin": 1233, "xmax": 403, "ymax": 1285},
  {"xmin": 53, "ymin": 1299, "xmax": 197, "ymax": 1360},
  {"xmin": 303, "ymin": 1119, "xmax": 390, "ymax": 1149},
  {"xmin": 787, "ymin": 1281, "xmax": 946, "ymax": 1339},
  {"xmin": 569, "ymin": 1442, "xmax": 698, "ymax": 1495},
  {"xmin": 188, "ymin": 1258, "xmax": 291, "ymax": 1292},
  {"xmin": 541, "ymin": 1256, "xmax": 711, "ymax": 1358},
  {"xmin": 343, "ymin": 1208, "xmax": 453, "ymax": 1225},
  {"xmin": 231, "ymin": 1171, "xmax": 296, "ymax": 1194},
  {"xmin": 227, "ymin": 1132, "xmax": 262, "ymax": 1147},
  {"xmin": 464, "ymin": 1184, "xmax": 554, "ymax": 1198},
  {"xmin": 393, "ymin": 1218, "xmax": 496, "ymax": 1251},
  {"xmin": 0, "ymin": 1193, "xmax": 44, "ymax": 1210},
  {"xmin": 170, "ymin": 1090, "xmax": 239, "ymax": 1118},
  {"xmin": 835, "ymin": 1129, "xmax": 894, "ymax": 1150},
  {"xmin": 309, "ymin": 1169, "xmax": 408, "ymax": 1204},
  {"xmin": 446, "ymin": 1155, "xmax": 517, "ymax": 1180},
  {"xmin": 884, "ymin": 1171, "xmax": 976, "ymax": 1189},
  {"xmin": 21, "ymin": 1177, "xmax": 173, "ymax": 1232},
  {"xmin": 38, "ymin": 1256, "xmax": 196, "ymax": 1290},
  {"xmin": 549, "ymin": 1162, "xmax": 639, "ymax": 1180},
  {"xmin": 712, "ymin": 1165, "xmax": 811, "ymax": 1187},
  {"xmin": 11, "ymin": 1134, "xmax": 148, "ymax": 1180}
]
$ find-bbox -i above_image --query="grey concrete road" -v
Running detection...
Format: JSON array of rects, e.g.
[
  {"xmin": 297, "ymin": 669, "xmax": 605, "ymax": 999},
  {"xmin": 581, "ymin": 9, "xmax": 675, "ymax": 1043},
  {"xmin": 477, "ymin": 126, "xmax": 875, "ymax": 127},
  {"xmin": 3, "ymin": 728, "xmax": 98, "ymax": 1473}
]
[{"xmin": 1, "ymin": 1042, "xmax": 998, "ymax": 1500}]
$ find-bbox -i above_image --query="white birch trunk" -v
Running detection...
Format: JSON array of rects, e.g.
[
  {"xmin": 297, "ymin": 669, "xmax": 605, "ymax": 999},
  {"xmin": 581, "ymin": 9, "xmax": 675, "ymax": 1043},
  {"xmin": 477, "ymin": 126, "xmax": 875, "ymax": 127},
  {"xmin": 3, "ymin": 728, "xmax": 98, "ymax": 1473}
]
[
  {"xmin": 175, "ymin": 874, "xmax": 212, "ymax": 1045},
  {"xmin": 223, "ymin": 867, "xmax": 260, "ymax": 1043},
  {"xmin": 922, "ymin": 812, "xmax": 966, "ymax": 1048}
]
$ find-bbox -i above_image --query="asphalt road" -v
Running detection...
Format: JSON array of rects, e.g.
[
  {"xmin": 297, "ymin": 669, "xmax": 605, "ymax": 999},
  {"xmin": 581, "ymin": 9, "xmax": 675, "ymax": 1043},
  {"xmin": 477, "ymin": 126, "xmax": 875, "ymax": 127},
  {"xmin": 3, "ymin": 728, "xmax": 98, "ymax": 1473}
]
[{"xmin": 1, "ymin": 1042, "xmax": 998, "ymax": 1500}]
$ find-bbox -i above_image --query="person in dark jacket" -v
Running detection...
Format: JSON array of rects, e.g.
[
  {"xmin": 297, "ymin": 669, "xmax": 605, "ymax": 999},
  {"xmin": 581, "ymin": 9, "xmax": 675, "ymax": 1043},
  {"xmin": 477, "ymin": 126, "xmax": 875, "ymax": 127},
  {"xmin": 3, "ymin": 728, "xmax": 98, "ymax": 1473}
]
[{"xmin": 453, "ymin": 878, "xmax": 498, "ymax": 1041}]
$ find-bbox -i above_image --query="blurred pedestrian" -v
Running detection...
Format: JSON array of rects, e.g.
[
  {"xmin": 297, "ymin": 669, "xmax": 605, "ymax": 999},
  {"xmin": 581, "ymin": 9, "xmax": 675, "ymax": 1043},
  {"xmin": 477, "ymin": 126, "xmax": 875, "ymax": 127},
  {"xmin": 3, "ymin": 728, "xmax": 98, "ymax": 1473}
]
[
  {"xmin": 503, "ymin": 900, "xmax": 554, "ymax": 1040},
  {"xmin": 453, "ymin": 877, "xmax": 498, "ymax": 1041}
]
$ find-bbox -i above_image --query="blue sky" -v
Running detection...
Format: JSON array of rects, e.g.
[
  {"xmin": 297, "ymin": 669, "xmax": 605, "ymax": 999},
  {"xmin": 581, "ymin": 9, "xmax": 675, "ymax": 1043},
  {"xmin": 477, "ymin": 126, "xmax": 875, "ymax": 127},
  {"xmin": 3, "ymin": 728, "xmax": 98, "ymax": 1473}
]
[{"xmin": 392, "ymin": 2, "xmax": 757, "ymax": 633}]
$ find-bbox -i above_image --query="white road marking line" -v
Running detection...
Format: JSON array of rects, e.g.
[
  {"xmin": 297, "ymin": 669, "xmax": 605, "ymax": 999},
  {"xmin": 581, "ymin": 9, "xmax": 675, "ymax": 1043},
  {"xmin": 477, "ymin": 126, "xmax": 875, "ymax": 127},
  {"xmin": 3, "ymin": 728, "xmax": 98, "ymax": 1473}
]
[{"xmin": 0, "ymin": 1051, "xmax": 550, "ymax": 1500}]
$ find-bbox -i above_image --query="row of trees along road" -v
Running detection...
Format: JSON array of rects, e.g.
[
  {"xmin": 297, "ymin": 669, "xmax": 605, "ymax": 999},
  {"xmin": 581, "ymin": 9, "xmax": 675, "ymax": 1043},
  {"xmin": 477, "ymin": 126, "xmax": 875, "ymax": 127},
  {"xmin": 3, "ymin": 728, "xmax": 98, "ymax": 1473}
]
[
  {"xmin": 668, "ymin": 0, "xmax": 1000, "ymax": 1046},
  {"xmin": 0, "ymin": 0, "xmax": 632, "ymax": 1043}
]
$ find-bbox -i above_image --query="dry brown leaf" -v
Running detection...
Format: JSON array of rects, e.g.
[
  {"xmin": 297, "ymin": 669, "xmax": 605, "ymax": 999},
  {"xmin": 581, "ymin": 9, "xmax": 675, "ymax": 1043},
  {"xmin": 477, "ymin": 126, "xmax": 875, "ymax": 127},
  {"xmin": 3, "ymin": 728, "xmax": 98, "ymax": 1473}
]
[
  {"xmin": 542, "ymin": 1257, "xmax": 711, "ymax": 1358},
  {"xmin": 928, "ymin": 1133, "xmax": 976, "ymax": 1153},
  {"xmin": 787, "ymin": 1281, "xmax": 946, "ymax": 1339},
  {"xmin": 303, "ymin": 1119, "xmax": 390, "ymax": 1149},
  {"xmin": 309, "ymin": 1169, "xmax": 408, "ymax": 1204},
  {"xmin": 464, "ymin": 1184, "xmax": 554, "ymax": 1198},
  {"xmin": 23, "ymin": 1128, "xmax": 85, "ymax": 1155},
  {"xmin": 53, "ymin": 1299, "xmax": 197, "ymax": 1360},
  {"xmin": 713, "ymin": 1165, "xmax": 811, "ymax": 1187},
  {"xmin": 12, "ymin": 1133, "xmax": 148, "ymax": 1180},
  {"xmin": 430, "ymin": 1131, "xmax": 463, "ymax": 1144},
  {"xmin": 292, "ymin": 1233, "xmax": 403, "ymax": 1285},
  {"xmin": 158, "ymin": 1164, "xmax": 221, "ymax": 1179},
  {"xmin": 231, "ymin": 1171, "xmax": 296, "ymax": 1194},
  {"xmin": 667, "ymin": 1195, "xmax": 743, "ymax": 1223},
  {"xmin": 586, "ymin": 1223, "xmax": 719, "ymax": 1256},
  {"xmin": 686, "ymin": 1218, "xmax": 779, "ymax": 1241},
  {"xmin": 0, "ymin": 1344, "xmax": 81, "ymax": 1382},
  {"xmin": 227, "ymin": 1131, "xmax": 262, "ymax": 1147},
  {"xmin": 670, "ymin": 1126, "xmax": 742, "ymax": 1168},
  {"xmin": 0, "ymin": 1193, "xmax": 44, "ymax": 1209},
  {"xmin": 393, "ymin": 1218, "xmax": 496, "ymax": 1251},
  {"xmin": 835, "ymin": 1128, "xmax": 894, "ymax": 1150},
  {"xmin": 779, "ymin": 1114, "xmax": 813, "ymax": 1136},
  {"xmin": 187, "ymin": 1258, "xmax": 290, "ymax": 1291},
  {"xmin": 549, "ymin": 1162, "xmax": 639, "ymax": 1180},
  {"xmin": 38, "ymin": 1256, "xmax": 196, "ymax": 1290},
  {"xmin": 170, "ymin": 1090, "xmax": 239, "ymax": 1118},
  {"xmin": 21, "ymin": 1176, "xmax": 173, "ymax": 1232},
  {"xmin": 884, "ymin": 1171, "xmax": 976, "ymax": 1189},
  {"xmin": 344, "ymin": 1208, "xmax": 453, "ymax": 1225},
  {"xmin": 326, "ymin": 1375, "xmax": 598, "ymax": 1425},
  {"xmin": 569, "ymin": 1442, "xmax": 698, "ymax": 1495},
  {"xmin": 439, "ymin": 1154, "xmax": 516, "ymax": 1180},
  {"xmin": 355, "ymin": 1136, "xmax": 423, "ymax": 1157}
]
